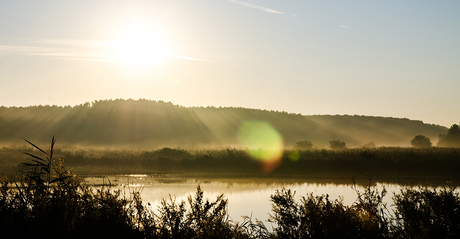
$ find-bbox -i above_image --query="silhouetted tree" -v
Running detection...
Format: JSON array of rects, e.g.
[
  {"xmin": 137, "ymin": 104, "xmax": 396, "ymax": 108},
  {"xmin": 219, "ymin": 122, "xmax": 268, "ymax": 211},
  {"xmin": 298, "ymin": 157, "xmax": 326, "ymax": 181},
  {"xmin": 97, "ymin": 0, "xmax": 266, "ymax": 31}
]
[
  {"xmin": 294, "ymin": 140, "xmax": 313, "ymax": 150},
  {"xmin": 329, "ymin": 139, "xmax": 346, "ymax": 150},
  {"xmin": 411, "ymin": 135, "xmax": 432, "ymax": 148},
  {"xmin": 437, "ymin": 124, "xmax": 460, "ymax": 147}
]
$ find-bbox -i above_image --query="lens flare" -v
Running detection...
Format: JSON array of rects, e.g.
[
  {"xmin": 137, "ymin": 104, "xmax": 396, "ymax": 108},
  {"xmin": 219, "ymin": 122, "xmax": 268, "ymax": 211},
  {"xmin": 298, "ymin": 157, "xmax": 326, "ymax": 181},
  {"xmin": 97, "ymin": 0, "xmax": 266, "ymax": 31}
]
[
  {"xmin": 288, "ymin": 150, "xmax": 300, "ymax": 162},
  {"xmin": 237, "ymin": 121, "xmax": 284, "ymax": 172}
]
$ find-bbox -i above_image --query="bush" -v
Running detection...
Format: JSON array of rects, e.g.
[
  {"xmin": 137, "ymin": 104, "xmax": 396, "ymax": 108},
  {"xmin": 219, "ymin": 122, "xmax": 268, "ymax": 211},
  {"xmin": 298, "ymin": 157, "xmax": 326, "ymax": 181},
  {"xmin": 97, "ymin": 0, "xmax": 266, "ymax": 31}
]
[
  {"xmin": 294, "ymin": 140, "xmax": 313, "ymax": 150},
  {"xmin": 393, "ymin": 185, "xmax": 460, "ymax": 238},
  {"xmin": 269, "ymin": 182, "xmax": 390, "ymax": 239},
  {"xmin": 329, "ymin": 139, "xmax": 347, "ymax": 150},
  {"xmin": 411, "ymin": 135, "xmax": 432, "ymax": 148},
  {"xmin": 268, "ymin": 182, "xmax": 460, "ymax": 239}
]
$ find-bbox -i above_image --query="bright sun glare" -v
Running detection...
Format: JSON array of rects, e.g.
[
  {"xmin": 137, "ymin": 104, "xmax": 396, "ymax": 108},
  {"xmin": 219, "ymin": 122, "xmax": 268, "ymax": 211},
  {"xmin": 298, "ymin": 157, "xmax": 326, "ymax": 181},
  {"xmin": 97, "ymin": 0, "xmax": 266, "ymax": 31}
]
[{"xmin": 114, "ymin": 28, "xmax": 167, "ymax": 67}]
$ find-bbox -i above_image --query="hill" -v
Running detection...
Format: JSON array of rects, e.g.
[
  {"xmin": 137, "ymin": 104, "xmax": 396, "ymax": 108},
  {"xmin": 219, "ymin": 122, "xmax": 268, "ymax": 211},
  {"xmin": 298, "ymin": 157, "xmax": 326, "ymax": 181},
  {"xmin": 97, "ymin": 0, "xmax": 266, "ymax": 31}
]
[
  {"xmin": 0, "ymin": 99, "xmax": 448, "ymax": 148},
  {"xmin": 0, "ymin": 99, "xmax": 213, "ymax": 148},
  {"xmin": 193, "ymin": 107, "xmax": 446, "ymax": 148}
]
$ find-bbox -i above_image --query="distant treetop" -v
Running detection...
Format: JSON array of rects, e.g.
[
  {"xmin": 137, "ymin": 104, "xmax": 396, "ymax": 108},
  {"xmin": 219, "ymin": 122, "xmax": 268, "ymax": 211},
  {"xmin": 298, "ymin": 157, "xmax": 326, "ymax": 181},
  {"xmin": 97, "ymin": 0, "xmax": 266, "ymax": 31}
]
[
  {"xmin": 437, "ymin": 124, "xmax": 460, "ymax": 147},
  {"xmin": 294, "ymin": 140, "xmax": 313, "ymax": 150},
  {"xmin": 411, "ymin": 135, "xmax": 432, "ymax": 148},
  {"xmin": 329, "ymin": 139, "xmax": 346, "ymax": 150}
]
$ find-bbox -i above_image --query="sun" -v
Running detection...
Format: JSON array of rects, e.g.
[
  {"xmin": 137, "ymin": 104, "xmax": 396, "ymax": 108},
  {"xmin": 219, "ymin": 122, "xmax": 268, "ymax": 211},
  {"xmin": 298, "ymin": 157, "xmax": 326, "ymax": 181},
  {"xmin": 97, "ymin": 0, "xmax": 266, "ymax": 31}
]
[{"xmin": 113, "ymin": 27, "xmax": 168, "ymax": 67}]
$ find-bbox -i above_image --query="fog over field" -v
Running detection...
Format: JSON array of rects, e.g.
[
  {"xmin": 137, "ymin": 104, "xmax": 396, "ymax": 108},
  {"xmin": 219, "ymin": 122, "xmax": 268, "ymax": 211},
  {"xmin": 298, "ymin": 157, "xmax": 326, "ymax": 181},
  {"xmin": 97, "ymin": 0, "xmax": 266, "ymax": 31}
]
[{"xmin": 0, "ymin": 99, "xmax": 449, "ymax": 149}]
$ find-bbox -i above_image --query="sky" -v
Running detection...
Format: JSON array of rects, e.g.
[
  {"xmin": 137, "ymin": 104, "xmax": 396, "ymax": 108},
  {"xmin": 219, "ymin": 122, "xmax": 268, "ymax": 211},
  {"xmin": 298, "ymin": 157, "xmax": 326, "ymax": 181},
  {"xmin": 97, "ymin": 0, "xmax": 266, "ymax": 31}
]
[{"xmin": 0, "ymin": 0, "xmax": 459, "ymax": 127}]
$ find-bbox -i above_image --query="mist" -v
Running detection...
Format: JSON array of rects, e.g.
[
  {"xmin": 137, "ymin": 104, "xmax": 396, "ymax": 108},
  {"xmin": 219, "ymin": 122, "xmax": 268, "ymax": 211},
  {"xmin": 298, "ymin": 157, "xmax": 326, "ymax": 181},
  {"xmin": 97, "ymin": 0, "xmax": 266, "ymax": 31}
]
[{"xmin": 0, "ymin": 99, "xmax": 448, "ymax": 150}]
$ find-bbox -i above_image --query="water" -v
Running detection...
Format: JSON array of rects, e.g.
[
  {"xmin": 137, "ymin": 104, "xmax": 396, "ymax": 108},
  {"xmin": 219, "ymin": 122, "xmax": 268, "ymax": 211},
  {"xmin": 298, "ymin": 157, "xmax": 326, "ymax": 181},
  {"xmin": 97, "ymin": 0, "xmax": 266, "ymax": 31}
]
[{"xmin": 83, "ymin": 175, "xmax": 456, "ymax": 226}]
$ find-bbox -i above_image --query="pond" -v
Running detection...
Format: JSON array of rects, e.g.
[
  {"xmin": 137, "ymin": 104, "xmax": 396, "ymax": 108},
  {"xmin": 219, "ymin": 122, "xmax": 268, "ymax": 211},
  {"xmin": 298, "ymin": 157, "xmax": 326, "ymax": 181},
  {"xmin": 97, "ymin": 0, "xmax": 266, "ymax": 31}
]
[{"xmin": 83, "ymin": 175, "xmax": 457, "ymax": 229}]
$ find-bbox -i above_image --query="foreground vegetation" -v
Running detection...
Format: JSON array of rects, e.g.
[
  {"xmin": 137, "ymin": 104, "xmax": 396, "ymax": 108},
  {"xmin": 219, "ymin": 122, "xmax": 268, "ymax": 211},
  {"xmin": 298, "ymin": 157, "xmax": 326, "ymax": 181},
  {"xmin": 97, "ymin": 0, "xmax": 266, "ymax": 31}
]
[{"xmin": 1, "ymin": 138, "xmax": 460, "ymax": 238}]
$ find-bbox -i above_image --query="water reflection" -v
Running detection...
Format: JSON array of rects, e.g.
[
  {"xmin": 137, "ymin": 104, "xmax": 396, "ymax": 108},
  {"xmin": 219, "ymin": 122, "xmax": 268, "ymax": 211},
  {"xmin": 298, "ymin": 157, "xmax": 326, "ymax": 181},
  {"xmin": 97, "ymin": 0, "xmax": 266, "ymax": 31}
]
[{"xmin": 83, "ymin": 175, "xmax": 458, "ymax": 225}]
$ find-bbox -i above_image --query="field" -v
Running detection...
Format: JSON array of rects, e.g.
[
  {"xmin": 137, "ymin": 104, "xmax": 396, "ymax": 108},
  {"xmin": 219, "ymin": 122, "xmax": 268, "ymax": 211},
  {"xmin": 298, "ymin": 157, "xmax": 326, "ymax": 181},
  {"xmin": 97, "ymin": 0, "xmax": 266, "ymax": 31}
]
[{"xmin": 1, "ymin": 145, "xmax": 459, "ymax": 181}]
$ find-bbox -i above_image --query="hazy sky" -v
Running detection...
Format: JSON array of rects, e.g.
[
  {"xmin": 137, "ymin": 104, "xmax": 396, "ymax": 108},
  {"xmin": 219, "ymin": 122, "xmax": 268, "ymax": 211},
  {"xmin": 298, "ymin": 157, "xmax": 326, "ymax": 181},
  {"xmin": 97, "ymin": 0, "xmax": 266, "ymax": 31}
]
[{"xmin": 1, "ymin": 0, "xmax": 459, "ymax": 127}]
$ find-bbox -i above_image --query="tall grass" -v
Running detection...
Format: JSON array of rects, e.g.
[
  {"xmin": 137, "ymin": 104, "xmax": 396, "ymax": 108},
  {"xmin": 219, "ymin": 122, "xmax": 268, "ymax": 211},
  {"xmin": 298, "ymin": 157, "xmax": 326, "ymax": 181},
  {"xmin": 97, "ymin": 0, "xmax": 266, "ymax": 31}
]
[
  {"xmin": 0, "ymin": 138, "xmax": 459, "ymax": 238},
  {"xmin": 1, "ymin": 144, "xmax": 460, "ymax": 178},
  {"xmin": 2, "ymin": 146, "xmax": 460, "ymax": 179}
]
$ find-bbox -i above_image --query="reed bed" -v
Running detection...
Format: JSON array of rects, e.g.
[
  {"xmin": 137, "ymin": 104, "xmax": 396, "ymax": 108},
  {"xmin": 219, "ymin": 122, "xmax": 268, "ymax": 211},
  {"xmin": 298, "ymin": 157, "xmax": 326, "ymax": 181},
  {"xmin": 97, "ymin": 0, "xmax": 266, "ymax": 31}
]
[{"xmin": 2, "ymin": 145, "xmax": 460, "ymax": 178}]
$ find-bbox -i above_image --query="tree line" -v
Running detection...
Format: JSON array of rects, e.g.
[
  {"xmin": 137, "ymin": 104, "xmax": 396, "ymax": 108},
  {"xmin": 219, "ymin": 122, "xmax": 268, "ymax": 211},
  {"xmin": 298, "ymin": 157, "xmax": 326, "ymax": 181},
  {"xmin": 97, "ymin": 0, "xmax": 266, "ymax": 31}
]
[
  {"xmin": 293, "ymin": 123, "xmax": 460, "ymax": 150},
  {"xmin": 0, "ymin": 99, "xmax": 449, "ymax": 148}
]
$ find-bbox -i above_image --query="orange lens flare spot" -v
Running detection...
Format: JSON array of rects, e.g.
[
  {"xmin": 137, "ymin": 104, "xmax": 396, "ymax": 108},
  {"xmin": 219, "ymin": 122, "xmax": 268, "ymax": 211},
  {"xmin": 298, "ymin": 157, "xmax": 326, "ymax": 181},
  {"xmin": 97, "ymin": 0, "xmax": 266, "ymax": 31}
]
[{"xmin": 237, "ymin": 121, "xmax": 284, "ymax": 172}]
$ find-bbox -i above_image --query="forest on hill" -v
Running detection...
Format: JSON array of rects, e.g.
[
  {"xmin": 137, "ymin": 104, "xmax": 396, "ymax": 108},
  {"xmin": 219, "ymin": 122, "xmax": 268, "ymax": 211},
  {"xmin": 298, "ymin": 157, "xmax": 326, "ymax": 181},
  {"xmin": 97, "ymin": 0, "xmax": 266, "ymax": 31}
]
[{"xmin": 0, "ymin": 99, "xmax": 450, "ymax": 149}]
